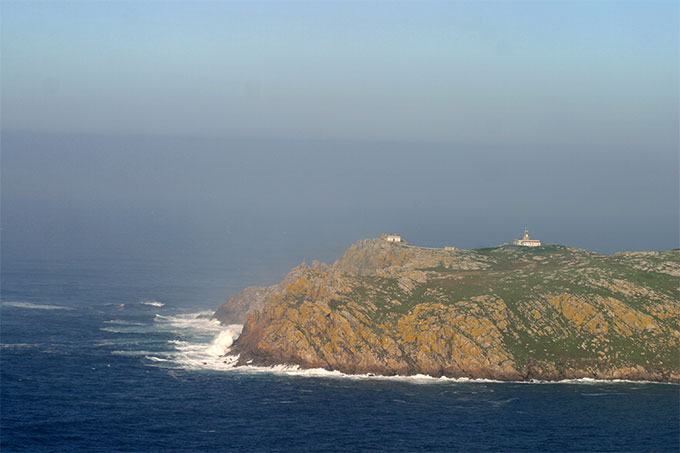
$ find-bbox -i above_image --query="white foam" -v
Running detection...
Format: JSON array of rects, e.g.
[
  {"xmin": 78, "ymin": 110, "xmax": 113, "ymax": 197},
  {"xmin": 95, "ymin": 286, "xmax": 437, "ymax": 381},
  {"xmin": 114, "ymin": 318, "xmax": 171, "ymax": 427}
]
[
  {"xmin": 152, "ymin": 323, "xmax": 244, "ymax": 371},
  {"xmin": 145, "ymin": 355, "xmax": 171, "ymax": 362},
  {"xmin": 207, "ymin": 326, "xmax": 242, "ymax": 356},
  {"xmin": 223, "ymin": 364, "xmax": 506, "ymax": 384},
  {"xmin": 147, "ymin": 326, "xmax": 511, "ymax": 382},
  {"xmin": 154, "ymin": 312, "xmax": 222, "ymax": 333},
  {"xmin": 536, "ymin": 377, "xmax": 674, "ymax": 385},
  {"xmin": 100, "ymin": 326, "xmax": 158, "ymax": 334},
  {"xmin": 157, "ymin": 345, "xmax": 677, "ymax": 384},
  {"xmin": 104, "ymin": 319, "xmax": 146, "ymax": 326},
  {"xmin": 140, "ymin": 300, "xmax": 165, "ymax": 307},
  {"xmin": 1, "ymin": 302, "xmax": 72, "ymax": 310},
  {"xmin": 101, "ymin": 310, "xmax": 244, "ymax": 371},
  {"xmin": 0, "ymin": 343, "xmax": 39, "ymax": 349},
  {"xmin": 198, "ymin": 364, "xmax": 675, "ymax": 385},
  {"xmin": 124, "ymin": 310, "xmax": 677, "ymax": 386},
  {"xmin": 112, "ymin": 350, "xmax": 165, "ymax": 357}
]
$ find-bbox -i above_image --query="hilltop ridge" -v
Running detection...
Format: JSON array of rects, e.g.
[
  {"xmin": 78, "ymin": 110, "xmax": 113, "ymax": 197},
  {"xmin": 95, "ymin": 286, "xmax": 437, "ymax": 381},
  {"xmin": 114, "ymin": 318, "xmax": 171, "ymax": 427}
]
[{"xmin": 214, "ymin": 237, "xmax": 680, "ymax": 382}]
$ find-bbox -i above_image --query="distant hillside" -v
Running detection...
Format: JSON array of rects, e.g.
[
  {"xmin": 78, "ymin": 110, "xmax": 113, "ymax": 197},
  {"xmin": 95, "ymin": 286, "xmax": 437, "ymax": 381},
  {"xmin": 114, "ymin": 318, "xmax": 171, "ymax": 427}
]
[{"xmin": 214, "ymin": 238, "xmax": 680, "ymax": 382}]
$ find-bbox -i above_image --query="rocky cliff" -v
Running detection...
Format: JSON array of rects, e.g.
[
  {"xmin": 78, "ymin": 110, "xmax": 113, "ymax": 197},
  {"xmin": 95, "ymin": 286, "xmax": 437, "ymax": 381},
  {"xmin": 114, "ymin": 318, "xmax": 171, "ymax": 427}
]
[{"xmin": 214, "ymin": 238, "xmax": 680, "ymax": 382}]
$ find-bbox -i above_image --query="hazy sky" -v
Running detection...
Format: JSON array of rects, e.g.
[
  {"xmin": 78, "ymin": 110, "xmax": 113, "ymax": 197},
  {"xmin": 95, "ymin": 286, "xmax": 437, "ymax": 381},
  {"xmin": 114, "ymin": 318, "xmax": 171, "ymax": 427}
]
[
  {"xmin": 1, "ymin": 1, "xmax": 678, "ymax": 266},
  {"xmin": 2, "ymin": 1, "xmax": 677, "ymax": 148}
]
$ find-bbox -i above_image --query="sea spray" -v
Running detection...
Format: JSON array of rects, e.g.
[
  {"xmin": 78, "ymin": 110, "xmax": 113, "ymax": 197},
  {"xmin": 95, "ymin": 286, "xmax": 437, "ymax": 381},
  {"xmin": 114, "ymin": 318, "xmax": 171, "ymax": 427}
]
[
  {"xmin": 140, "ymin": 315, "xmax": 245, "ymax": 370},
  {"xmin": 126, "ymin": 311, "xmax": 676, "ymax": 384},
  {"xmin": 154, "ymin": 311, "xmax": 222, "ymax": 333},
  {"xmin": 207, "ymin": 325, "xmax": 243, "ymax": 356}
]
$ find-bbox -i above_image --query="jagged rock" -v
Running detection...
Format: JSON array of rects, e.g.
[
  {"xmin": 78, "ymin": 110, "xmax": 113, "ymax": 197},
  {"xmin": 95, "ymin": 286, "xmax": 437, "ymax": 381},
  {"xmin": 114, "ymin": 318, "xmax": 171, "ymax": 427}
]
[{"xmin": 216, "ymin": 237, "xmax": 680, "ymax": 382}]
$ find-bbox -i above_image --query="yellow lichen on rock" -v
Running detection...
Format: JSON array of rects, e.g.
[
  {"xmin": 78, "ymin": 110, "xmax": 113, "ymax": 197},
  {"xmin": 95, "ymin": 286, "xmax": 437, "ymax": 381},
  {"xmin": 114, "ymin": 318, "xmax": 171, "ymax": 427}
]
[{"xmin": 225, "ymin": 238, "xmax": 680, "ymax": 382}]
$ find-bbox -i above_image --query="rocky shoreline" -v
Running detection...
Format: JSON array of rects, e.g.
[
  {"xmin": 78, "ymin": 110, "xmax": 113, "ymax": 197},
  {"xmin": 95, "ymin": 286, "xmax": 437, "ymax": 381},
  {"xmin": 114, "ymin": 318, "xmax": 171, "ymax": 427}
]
[{"xmin": 215, "ymin": 238, "xmax": 680, "ymax": 383}]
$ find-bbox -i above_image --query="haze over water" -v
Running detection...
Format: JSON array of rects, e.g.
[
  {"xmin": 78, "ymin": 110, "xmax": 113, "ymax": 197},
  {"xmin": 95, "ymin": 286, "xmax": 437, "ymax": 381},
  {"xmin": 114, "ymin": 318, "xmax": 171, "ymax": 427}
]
[
  {"xmin": 3, "ymin": 1, "xmax": 678, "ymax": 264},
  {"xmin": 1, "ymin": 1, "xmax": 679, "ymax": 451}
]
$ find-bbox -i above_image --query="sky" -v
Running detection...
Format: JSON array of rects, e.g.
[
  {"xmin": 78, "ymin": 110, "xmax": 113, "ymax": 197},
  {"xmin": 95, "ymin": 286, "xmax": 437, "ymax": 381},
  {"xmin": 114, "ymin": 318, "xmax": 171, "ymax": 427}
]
[
  {"xmin": 2, "ymin": 1, "xmax": 677, "ymax": 148},
  {"xmin": 1, "ymin": 1, "xmax": 678, "ymax": 271}
]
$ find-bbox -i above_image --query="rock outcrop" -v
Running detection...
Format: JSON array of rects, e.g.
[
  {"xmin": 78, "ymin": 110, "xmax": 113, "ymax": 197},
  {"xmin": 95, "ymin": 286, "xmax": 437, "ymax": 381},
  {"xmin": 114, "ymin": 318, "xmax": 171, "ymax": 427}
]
[{"xmin": 214, "ymin": 238, "xmax": 680, "ymax": 382}]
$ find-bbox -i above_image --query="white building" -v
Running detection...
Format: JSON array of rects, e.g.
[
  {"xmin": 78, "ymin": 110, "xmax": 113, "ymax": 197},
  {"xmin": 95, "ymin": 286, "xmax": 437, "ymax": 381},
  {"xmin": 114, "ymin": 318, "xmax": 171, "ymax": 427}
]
[
  {"xmin": 444, "ymin": 246, "xmax": 457, "ymax": 251},
  {"xmin": 383, "ymin": 234, "xmax": 403, "ymax": 243},
  {"xmin": 513, "ymin": 228, "xmax": 542, "ymax": 247}
]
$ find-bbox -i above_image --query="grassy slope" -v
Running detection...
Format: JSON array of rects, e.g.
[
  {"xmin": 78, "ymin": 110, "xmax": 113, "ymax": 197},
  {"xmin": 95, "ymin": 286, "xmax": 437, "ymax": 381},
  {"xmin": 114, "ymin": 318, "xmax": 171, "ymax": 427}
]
[
  {"xmin": 233, "ymin": 239, "xmax": 680, "ymax": 380},
  {"xmin": 327, "ymin": 243, "xmax": 679, "ymax": 371}
]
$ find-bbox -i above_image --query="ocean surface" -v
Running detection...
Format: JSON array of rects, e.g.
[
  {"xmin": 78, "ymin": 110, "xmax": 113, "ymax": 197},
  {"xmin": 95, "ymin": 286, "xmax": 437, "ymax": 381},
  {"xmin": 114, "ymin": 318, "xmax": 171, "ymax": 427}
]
[{"xmin": 1, "ymin": 238, "xmax": 679, "ymax": 452}]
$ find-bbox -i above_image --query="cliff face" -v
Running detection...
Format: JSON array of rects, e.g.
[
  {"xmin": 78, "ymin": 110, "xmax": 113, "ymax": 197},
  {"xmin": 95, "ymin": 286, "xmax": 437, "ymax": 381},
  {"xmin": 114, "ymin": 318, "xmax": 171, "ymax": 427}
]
[
  {"xmin": 215, "ymin": 238, "xmax": 680, "ymax": 382},
  {"xmin": 211, "ymin": 262, "xmax": 316, "ymax": 324}
]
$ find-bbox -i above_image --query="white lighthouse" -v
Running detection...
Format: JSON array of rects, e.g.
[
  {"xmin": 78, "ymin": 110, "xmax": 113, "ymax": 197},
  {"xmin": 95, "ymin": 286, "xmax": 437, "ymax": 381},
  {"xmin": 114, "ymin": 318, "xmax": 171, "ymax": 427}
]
[{"xmin": 513, "ymin": 227, "xmax": 542, "ymax": 247}]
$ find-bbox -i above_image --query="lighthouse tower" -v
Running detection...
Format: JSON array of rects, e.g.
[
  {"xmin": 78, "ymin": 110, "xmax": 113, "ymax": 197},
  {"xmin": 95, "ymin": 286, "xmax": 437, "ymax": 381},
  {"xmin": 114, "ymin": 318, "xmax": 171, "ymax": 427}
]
[{"xmin": 513, "ymin": 228, "xmax": 542, "ymax": 247}]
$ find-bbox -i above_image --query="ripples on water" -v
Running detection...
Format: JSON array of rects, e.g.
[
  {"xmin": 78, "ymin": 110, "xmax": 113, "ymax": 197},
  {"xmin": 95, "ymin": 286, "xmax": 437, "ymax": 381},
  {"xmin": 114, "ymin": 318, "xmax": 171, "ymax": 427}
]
[{"xmin": 2, "ymin": 301, "xmax": 678, "ymax": 452}]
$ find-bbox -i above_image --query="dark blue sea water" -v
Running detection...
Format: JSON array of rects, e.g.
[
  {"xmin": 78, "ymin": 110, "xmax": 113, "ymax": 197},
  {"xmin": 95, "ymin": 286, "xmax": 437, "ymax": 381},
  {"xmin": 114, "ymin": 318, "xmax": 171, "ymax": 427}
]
[{"xmin": 2, "ymin": 238, "xmax": 679, "ymax": 452}]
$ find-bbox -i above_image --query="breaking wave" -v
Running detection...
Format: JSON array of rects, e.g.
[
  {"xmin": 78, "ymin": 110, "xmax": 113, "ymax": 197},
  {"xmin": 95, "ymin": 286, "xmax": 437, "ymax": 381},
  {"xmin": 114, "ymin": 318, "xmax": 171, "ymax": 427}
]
[
  {"xmin": 100, "ymin": 325, "xmax": 159, "ymax": 334},
  {"xmin": 104, "ymin": 320, "xmax": 146, "ymax": 326},
  {"xmin": 1, "ymin": 302, "xmax": 72, "ymax": 310},
  {"xmin": 103, "ymin": 310, "xmax": 674, "ymax": 385},
  {"xmin": 195, "ymin": 363, "xmax": 673, "ymax": 385},
  {"xmin": 112, "ymin": 350, "xmax": 165, "ymax": 357},
  {"xmin": 145, "ymin": 356, "xmax": 171, "ymax": 362},
  {"xmin": 140, "ymin": 300, "xmax": 165, "ymax": 307},
  {"xmin": 207, "ymin": 328, "xmax": 241, "ymax": 356},
  {"xmin": 155, "ymin": 322, "xmax": 243, "ymax": 371},
  {"xmin": 0, "ymin": 343, "xmax": 40, "ymax": 349},
  {"xmin": 154, "ymin": 311, "xmax": 221, "ymax": 332},
  {"xmin": 101, "ymin": 310, "xmax": 243, "ymax": 371}
]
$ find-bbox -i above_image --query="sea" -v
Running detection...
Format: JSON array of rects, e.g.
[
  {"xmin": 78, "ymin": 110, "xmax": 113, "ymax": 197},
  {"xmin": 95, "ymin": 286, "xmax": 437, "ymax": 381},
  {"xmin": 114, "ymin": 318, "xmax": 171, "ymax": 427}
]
[{"xmin": 2, "ymin": 237, "xmax": 679, "ymax": 452}]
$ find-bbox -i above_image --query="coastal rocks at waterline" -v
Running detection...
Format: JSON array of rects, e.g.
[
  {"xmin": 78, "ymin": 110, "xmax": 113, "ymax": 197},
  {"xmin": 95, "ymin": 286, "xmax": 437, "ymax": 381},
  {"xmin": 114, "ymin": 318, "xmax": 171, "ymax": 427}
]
[{"xmin": 215, "ymin": 238, "xmax": 680, "ymax": 382}]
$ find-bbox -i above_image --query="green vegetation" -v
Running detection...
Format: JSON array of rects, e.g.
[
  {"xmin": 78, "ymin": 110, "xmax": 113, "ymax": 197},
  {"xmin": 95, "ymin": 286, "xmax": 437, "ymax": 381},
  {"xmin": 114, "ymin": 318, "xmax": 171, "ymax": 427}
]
[
  {"xmin": 229, "ymin": 238, "xmax": 680, "ymax": 381},
  {"xmin": 332, "ymin": 242, "xmax": 680, "ymax": 373}
]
